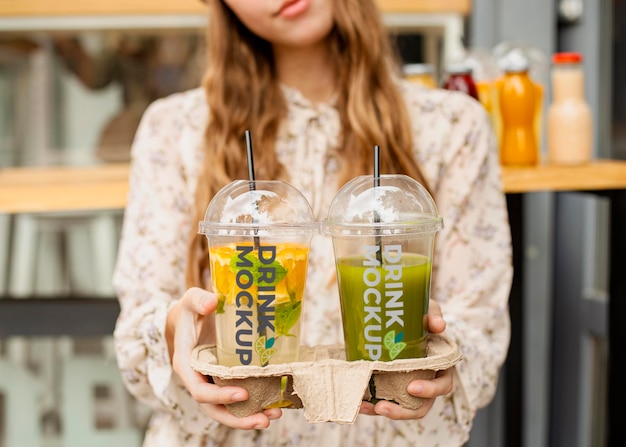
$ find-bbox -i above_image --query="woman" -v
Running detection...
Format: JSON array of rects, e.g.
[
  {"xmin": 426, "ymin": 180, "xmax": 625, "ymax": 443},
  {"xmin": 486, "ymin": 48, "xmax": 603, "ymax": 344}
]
[{"xmin": 113, "ymin": 0, "xmax": 512, "ymax": 445}]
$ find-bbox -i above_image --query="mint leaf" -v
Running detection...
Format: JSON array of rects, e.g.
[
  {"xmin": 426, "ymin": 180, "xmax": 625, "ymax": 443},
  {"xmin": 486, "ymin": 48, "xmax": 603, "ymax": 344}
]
[
  {"xmin": 229, "ymin": 251, "xmax": 287, "ymax": 286},
  {"xmin": 216, "ymin": 295, "xmax": 226, "ymax": 314},
  {"xmin": 275, "ymin": 300, "xmax": 302, "ymax": 336}
]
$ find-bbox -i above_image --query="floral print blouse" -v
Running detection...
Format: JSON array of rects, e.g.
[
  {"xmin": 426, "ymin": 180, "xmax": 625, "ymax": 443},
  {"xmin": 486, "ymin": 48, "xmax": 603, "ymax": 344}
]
[{"xmin": 113, "ymin": 81, "xmax": 512, "ymax": 447}]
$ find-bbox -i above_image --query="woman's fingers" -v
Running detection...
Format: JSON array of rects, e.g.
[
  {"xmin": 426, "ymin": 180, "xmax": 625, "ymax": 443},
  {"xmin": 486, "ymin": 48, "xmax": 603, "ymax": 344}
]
[
  {"xmin": 170, "ymin": 287, "xmax": 283, "ymax": 428},
  {"xmin": 182, "ymin": 287, "xmax": 218, "ymax": 315},
  {"xmin": 186, "ymin": 373, "xmax": 249, "ymax": 405},
  {"xmin": 359, "ymin": 401, "xmax": 377, "ymax": 416},
  {"xmin": 373, "ymin": 397, "xmax": 435, "ymax": 420},
  {"xmin": 360, "ymin": 368, "xmax": 454, "ymax": 421},
  {"xmin": 407, "ymin": 368, "xmax": 454, "ymax": 399},
  {"xmin": 359, "ymin": 397, "xmax": 435, "ymax": 420},
  {"xmin": 263, "ymin": 408, "xmax": 283, "ymax": 420},
  {"xmin": 427, "ymin": 299, "xmax": 446, "ymax": 333},
  {"xmin": 204, "ymin": 403, "xmax": 277, "ymax": 430},
  {"xmin": 174, "ymin": 360, "xmax": 279, "ymax": 429}
]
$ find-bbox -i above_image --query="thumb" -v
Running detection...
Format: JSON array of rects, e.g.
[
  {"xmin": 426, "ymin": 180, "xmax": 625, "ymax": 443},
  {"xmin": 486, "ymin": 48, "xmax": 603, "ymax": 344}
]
[
  {"xmin": 183, "ymin": 287, "xmax": 218, "ymax": 316},
  {"xmin": 427, "ymin": 299, "xmax": 446, "ymax": 333}
]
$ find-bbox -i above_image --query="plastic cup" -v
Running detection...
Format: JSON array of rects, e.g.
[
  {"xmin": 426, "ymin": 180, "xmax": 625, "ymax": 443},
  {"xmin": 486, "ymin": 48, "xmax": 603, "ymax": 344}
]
[
  {"xmin": 198, "ymin": 180, "xmax": 317, "ymax": 367},
  {"xmin": 322, "ymin": 175, "xmax": 443, "ymax": 361}
]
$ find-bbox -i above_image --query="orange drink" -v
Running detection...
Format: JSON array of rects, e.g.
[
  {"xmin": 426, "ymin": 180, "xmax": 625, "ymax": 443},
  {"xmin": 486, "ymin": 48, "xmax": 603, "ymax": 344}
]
[
  {"xmin": 199, "ymin": 179, "xmax": 317, "ymax": 367},
  {"xmin": 209, "ymin": 242, "xmax": 309, "ymax": 366}
]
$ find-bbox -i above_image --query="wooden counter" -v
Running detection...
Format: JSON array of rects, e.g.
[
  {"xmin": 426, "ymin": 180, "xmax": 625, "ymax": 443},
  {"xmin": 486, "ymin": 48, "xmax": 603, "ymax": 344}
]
[
  {"xmin": 501, "ymin": 159, "xmax": 626, "ymax": 193},
  {"xmin": 0, "ymin": 163, "xmax": 129, "ymax": 214},
  {"xmin": 1, "ymin": 159, "xmax": 625, "ymax": 214},
  {"xmin": 0, "ymin": 0, "xmax": 472, "ymax": 17}
]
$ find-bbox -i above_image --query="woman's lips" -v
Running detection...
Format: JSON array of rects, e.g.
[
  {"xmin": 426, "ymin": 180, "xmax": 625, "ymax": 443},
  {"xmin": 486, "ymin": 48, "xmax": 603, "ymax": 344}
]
[{"xmin": 275, "ymin": 0, "xmax": 310, "ymax": 18}]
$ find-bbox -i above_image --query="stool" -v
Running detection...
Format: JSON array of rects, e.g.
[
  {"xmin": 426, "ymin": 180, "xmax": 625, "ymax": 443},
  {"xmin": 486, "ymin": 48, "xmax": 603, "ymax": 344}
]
[
  {"xmin": 0, "ymin": 359, "xmax": 41, "ymax": 447},
  {"xmin": 62, "ymin": 355, "xmax": 141, "ymax": 447},
  {"xmin": 0, "ymin": 215, "xmax": 10, "ymax": 295},
  {"xmin": 3, "ymin": 210, "xmax": 124, "ymax": 444},
  {"xmin": 8, "ymin": 211, "xmax": 120, "ymax": 297}
]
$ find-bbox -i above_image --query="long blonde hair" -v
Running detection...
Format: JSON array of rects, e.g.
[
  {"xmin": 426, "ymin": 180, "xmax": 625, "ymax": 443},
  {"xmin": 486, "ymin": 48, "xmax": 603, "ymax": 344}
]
[{"xmin": 186, "ymin": 0, "xmax": 430, "ymax": 287}]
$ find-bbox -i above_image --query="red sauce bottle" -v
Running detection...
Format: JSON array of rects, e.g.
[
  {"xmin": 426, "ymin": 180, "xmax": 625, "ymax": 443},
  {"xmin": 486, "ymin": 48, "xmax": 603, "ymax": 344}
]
[{"xmin": 443, "ymin": 63, "xmax": 479, "ymax": 101}]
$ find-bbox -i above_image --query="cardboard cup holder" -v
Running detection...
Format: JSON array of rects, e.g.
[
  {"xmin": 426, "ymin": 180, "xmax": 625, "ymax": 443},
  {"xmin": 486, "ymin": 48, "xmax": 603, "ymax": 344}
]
[{"xmin": 191, "ymin": 334, "xmax": 462, "ymax": 424}]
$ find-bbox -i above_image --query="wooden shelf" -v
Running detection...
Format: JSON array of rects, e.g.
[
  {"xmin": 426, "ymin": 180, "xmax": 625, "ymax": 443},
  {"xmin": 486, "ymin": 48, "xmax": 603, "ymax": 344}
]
[
  {"xmin": 0, "ymin": 163, "xmax": 128, "ymax": 185},
  {"xmin": 2, "ymin": 159, "xmax": 626, "ymax": 214},
  {"xmin": 0, "ymin": 0, "xmax": 471, "ymax": 17},
  {"xmin": 0, "ymin": 163, "xmax": 129, "ymax": 214},
  {"xmin": 0, "ymin": 0, "xmax": 204, "ymax": 16},
  {"xmin": 376, "ymin": 0, "xmax": 471, "ymax": 14},
  {"xmin": 501, "ymin": 159, "xmax": 626, "ymax": 193}
]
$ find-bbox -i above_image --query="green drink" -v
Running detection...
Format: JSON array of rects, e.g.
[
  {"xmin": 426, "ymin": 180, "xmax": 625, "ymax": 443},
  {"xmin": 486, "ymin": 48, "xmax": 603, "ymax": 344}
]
[
  {"xmin": 322, "ymin": 174, "xmax": 443, "ymax": 363},
  {"xmin": 336, "ymin": 250, "xmax": 431, "ymax": 361}
]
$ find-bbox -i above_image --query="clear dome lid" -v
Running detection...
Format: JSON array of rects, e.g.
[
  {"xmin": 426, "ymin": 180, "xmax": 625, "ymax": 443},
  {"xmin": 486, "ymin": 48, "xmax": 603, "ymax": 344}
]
[
  {"xmin": 322, "ymin": 174, "xmax": 443, "ymax": 236},
  {"xmin": 198, "ymin": 180, "xmax": 317, "ymax": 237},
  {"xmin": 446, "ymin": 62, "xmax": 473, "ymax": 76},
  {"xmin": 493, "ymin": 42, "xmax": 549, "ymax": 84},
  {"xmin": 403, "ymin": 63, "xmax": 436, "ymax": 76}
]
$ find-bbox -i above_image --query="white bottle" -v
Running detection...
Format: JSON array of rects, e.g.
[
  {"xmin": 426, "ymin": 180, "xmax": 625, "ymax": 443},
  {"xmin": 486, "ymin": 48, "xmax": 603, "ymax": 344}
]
[{"xmin": 547, "ymin": 52, "xmax": 593, "ymax": 164}]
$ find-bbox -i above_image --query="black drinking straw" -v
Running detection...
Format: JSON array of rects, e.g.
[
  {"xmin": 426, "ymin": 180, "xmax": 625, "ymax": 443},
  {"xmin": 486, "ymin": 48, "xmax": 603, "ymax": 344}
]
[
  {"xmin": 374, "ymin": 145, "xmax": 380, "ymax": 187},
  {"xmin": 245, "ymin": 130, "xmax": 257, "ymax": 192},
  {"xmin": 374, "ymin": 145, "xmax": 383, "ymax": 263},
  {"xmin": 245, "ymin": 130, "xmax": 260, "ymax": 250},
  {"xmin": 246, "ymin": 130, "xmax": 270, "ymax": 366}
]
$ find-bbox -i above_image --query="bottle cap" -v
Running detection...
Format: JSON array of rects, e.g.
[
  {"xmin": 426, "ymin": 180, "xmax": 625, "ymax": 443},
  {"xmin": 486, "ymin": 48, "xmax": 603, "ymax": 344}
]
[
  {"xmin": 552, "ymin": 52, "xmax": 583, "ymax": 64},
  {"xmin": 446, "ymin": 62, "xmax": 472, "ymax": 75},
  {"xmin": 403, "ymin": 63, "xmax": 435, "ymax": 76},
  {"xmin": 500, "ymin": 51, "xmax": 530, "ymax": 73},
  {"xmin": 445, "ymin": 62, "xmax": 472, "ymax": 76}
]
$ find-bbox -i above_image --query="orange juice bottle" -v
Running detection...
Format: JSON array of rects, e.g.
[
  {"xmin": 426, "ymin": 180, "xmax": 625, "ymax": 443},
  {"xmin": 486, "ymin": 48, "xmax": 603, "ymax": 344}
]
[
  {"xmin": 475, "ymin": 79, "xmax": 495, "ymax": 115},
  {"xmin": 498, "ymin": 58, "xmax": 540, "ymax": 165},
  {"xmin": 403, "ymin": 63, "xmax": 437, "ymax": 88}
]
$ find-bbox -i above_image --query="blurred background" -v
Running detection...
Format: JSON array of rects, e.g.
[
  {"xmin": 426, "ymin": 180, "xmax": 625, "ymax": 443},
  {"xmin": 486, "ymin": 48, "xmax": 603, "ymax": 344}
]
[{"xmin": 0, "ymin": 0, "xmax": 624, "ymax": 446}]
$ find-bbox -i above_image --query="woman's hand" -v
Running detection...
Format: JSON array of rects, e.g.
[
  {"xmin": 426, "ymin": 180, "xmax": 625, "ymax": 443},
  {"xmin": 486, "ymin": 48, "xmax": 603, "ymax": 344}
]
[
  {"xmin": 166, "ymin": 287, "xmax": 282, "ymax": 429},
  {"xmin": 359, "ymin": 299, "xmax": 454, "ymax": 419}
]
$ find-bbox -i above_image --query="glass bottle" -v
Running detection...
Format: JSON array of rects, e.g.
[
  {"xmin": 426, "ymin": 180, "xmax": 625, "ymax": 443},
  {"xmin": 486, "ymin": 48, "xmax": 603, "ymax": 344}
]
[
  {"xmin": 461, "ymin": 48, "xmax": 501, "ymax": 117},
  {"xmin": 403, "ymin": 63, "xmax": 437, "ymax": 88},
  {"xmin": 493, "ymin": 44, "xmax": 547, "ymax": 160},
  {"xmin": 498, "ymin": 57, "xmax": 539, "ymax": 165},
  {"xmin": 547, "ymin": 52, "xmax": 593, "ymax": 164},
  {"xmin": 442, "ymin": 63, "xmax": 479, "ymax": 101}
]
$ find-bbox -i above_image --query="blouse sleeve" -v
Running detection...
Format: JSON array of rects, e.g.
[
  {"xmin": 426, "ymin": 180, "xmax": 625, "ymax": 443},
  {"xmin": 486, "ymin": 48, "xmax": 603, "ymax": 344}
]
[
  {"xmin": 112, "ymin": 94, "xmax": 226, "ymax": 438},
  {"xmin": 432, "ymin": 93, "xmax": 513, "ymax": 421}
]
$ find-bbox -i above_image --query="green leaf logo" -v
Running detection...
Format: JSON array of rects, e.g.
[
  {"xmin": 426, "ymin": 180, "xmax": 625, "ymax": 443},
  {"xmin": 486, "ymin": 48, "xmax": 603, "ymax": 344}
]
[
  {"xmin": 384, "ymin": 330, "xmax": 406, "ymax": 360},
  {"xmin": 255, "ymin": 336, "xmax": 267, "ymax": 355},
  {"xmin": 260, "ymin": 348, "xmax": 277, "ymax": 365},
  {"xmin": 255, "ymin": 335, "xmax": 276, "ymax": 365},
  {"xmin": 389, "ymin": 342, "xmax": 407, "ymax": 360},
  {"xmin": 384, "ymin": 331, "xmax": 396, "ymax": 351}
]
